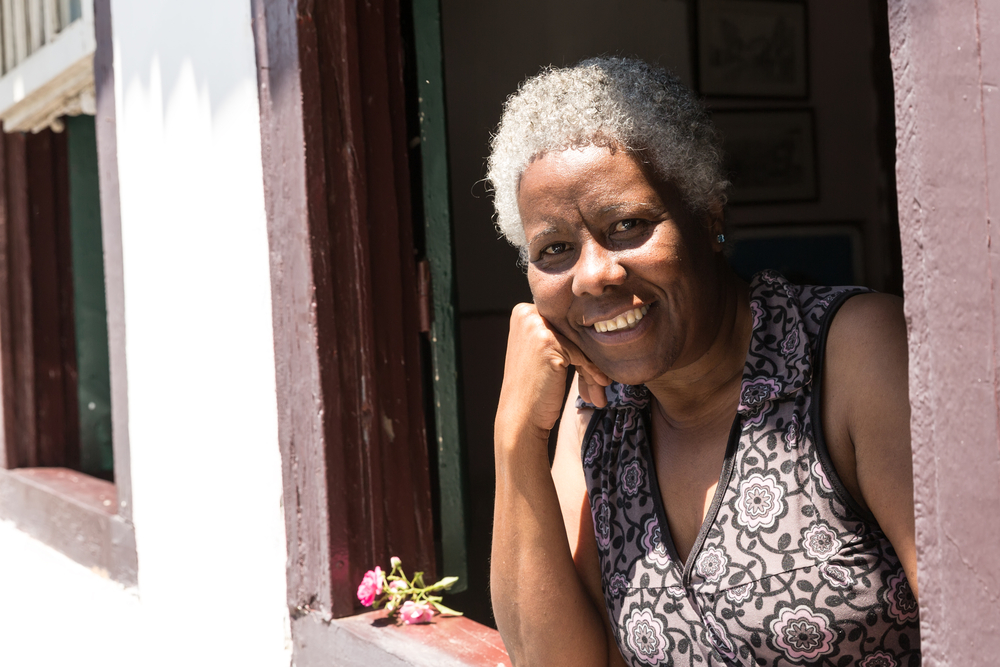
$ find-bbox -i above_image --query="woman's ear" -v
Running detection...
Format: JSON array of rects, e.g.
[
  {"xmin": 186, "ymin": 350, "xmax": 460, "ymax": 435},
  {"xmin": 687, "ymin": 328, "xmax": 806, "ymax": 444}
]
[{"xmin": 706, "ymin": 201, "xmax": 726, "ymax": 251}]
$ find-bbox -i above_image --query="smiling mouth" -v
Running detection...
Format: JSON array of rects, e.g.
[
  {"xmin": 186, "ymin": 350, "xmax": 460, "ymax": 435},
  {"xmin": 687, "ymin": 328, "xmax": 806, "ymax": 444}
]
[{"xmin": 592, "ymin": 305, "xmax": 650, "ymax": 332}]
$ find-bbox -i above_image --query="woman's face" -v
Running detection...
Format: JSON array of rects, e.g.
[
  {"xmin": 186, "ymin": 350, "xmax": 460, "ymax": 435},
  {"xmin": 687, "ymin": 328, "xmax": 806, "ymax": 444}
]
[{"xmin": 518, "ymin": 145, "xmax": 725, "ymax": 385}]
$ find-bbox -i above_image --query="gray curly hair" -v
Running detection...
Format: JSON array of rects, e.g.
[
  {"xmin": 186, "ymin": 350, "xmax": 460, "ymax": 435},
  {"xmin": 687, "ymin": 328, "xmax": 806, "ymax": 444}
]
[{"xmin": 487, "ymin": 57, "xmax": 728, "ymax": 249}]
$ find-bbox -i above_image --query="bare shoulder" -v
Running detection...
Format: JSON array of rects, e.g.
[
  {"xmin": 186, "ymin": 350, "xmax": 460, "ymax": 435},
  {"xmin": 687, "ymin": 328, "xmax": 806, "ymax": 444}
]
[
  {"xmin": 820, "ymin": 292, "xmax": 910, "ymax": 511},
  {"xmin": 827, "ymin": 292, "xmax": 906, "ymax": 354},
  {"xmin": 824, "ymin": 292, "xmax": 908, "ymax": 407},
  {"xmin": 822, "ymin": 291, "xmax": 918, "ymax": 597}
]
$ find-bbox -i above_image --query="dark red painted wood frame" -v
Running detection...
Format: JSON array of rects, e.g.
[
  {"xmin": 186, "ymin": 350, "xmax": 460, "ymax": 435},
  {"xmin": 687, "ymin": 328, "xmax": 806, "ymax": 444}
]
[
  {"xmin": 251, "ymin": 0, "xmax": 435, "ymax": 622},
  {"xmin": 0, "ymin": 0, "xmax": 136, "ymax": 586}
]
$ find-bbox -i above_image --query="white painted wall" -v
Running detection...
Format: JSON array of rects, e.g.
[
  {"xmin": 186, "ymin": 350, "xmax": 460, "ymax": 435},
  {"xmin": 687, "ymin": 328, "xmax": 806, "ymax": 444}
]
[
  {"xmin": 110, "ymin": 0, "xmax": 290, "ymax": 663},
  {"xmin": 0, "ymin": 1, "xmax": 290, "ymax": 666}
]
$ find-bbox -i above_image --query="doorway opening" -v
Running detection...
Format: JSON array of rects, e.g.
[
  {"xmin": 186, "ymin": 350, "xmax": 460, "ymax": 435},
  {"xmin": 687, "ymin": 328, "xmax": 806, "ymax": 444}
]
[{"xmin": 431, "ymin": 0, "xmax": 900, "ymax": 625}]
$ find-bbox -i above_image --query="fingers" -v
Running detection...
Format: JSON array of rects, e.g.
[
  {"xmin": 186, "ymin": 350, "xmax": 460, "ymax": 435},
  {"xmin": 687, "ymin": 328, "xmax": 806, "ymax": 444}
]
[
  {"xmin": 503, "ymin": 302, "xmax": 613, "ymax": 415},
  {"xmin": 548, "ymin": 328, "xmax": 610, "ymax": 387},
  {"xmin": 545, "ymin": 327, "xmax": 610, "ymax": 409},
  {"xmin": 578, "ymin": 371, "xmax": 608, "ymax": 409}
]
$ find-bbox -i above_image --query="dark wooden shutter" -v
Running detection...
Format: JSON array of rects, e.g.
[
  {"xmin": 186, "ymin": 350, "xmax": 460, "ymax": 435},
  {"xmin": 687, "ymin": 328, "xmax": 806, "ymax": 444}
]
[
  {"xmin": 0, "ymin": 129, "xmax": 80, "ymax": 471},
  {"xmin": 253, "ymin": 0, "xmax": 436, "ymax": 618}
]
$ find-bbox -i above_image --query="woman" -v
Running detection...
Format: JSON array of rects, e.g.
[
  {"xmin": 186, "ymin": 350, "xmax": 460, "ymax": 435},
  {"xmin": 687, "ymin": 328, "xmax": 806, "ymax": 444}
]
[{"xmin": 488, "ymin": 58, "xmax": 919, "ymax": 666}]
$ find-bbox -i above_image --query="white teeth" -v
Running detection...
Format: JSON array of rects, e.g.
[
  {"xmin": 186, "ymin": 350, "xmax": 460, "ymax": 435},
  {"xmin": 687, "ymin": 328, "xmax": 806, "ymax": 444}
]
[{"xmin": 593, "ymin": 306, "xmax": 649, "ymax": 332}]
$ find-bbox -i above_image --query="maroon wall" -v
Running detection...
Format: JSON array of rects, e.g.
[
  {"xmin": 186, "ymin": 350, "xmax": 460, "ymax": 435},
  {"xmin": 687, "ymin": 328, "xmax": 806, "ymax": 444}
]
[{"xmin": 890, "ymin": 0, "xmax": 1000, "ymax": 662}]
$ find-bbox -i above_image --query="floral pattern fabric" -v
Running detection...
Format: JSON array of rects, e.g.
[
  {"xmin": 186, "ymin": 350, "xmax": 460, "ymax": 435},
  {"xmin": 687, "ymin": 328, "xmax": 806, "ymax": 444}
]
[{"xmin": 580, "ymin": 271, "xmax": 920, "ymax": 666}]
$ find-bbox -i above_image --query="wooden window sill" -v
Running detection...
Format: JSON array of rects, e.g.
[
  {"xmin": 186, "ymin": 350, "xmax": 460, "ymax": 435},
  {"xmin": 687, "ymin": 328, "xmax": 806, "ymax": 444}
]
[
  {"xmin": 0, "ymin": 467, "xmax": 137, "ymax": 586},
  {"xmin": 292, "ymin": 609, "xmax": 511, "ymax": 667}
]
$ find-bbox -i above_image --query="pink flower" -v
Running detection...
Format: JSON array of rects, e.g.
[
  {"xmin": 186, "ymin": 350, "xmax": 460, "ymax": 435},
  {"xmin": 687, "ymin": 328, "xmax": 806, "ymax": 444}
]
[
  {"xmin": 694, "ymin": 546, "xmax": 729, "ymax": 584},
  {"xmin": 884, "ymin": 571, "xmax": 918, "ymax": 624},
  {"xmin": 641, "ymin": 516, "xmax": 671, "ymax": 568},
  {"xmin": 800, "ymin": 521, "xmax": 844, "ymax": 561},
  {"xmin": 860, "ymin": 650, "xmax": 899, "ymax": 667},
  {"xmin": 738, "ymin": 378, "xmax": 781, "ymax": 425},
  {"xmin": 769, "ymin": 605, "xmax": 836, "ymax": 661},
  {"xmin": 735, "ymin": 473, "xmax": 786, "ymax": 531},
  {"xmin": 399, "ymin": 600, "xmax": 434, "ymax": 624},
  {"xmin": 592, "ymin": 494, "xmax": 612, "ymax": 548},
  {"xmin": 624, "ymin": 607, "xmax": 667, "ymax": 663},
  {"xmin": 389, "ymin": 580, "xmax": 408, "ymax": 592},
  {"xmin": 750, "ymin": 299, "xmax": 765, "ymax": 330},
  {"xmin": 356, "ymin": 566, "xmax": 384, "ymax": 607}
]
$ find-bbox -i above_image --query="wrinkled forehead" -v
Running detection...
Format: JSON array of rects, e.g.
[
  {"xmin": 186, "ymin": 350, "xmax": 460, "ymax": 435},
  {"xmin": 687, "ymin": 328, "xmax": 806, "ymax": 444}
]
[{"xmin": 516, "ymin": 145, "xmax": 679, "ymax": 224}]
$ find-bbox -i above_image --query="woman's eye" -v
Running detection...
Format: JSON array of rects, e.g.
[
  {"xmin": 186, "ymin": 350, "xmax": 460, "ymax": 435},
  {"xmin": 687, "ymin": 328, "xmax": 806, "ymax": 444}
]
[{"xmin": 612, "ymin": 219, "xmax": 643, "ymax": 234}]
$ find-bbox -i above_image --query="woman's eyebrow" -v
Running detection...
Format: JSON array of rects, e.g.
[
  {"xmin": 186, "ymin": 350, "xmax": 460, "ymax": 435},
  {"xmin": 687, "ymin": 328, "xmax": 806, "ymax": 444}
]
[
  {"xmin": 598, "ymin": 201, "xmax": 663, "ymax": 215},
  {"xmin": 527, "ymin": 225, "xmax": 560, "ymax": 245}
]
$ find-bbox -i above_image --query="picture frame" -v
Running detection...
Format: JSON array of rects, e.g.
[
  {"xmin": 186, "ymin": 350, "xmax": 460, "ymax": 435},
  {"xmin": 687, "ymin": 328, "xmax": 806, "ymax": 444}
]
[
  {"xmin": 713, "ymin": 109, "xmax": 817, "ymax": 204},
  {"xmin": 697, "ymin": 0, "xmax": 808, "ymax": 98},
  {"xmin": 727, "ymin": 223, "xmax": 865, "ymax": 287}
]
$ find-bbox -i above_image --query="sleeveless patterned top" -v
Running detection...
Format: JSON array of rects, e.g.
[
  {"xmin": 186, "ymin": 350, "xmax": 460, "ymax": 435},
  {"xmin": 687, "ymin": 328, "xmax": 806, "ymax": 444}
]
[{"xmin": 580, "ymin": 271, "xmax": 920, "ymax": 666}]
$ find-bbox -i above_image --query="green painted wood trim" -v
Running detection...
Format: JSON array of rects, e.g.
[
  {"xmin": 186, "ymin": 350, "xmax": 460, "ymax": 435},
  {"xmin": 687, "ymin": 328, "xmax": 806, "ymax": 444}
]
[
  {"xmin": 66, "ymin": 114, "xmax": 112, "ymax": 479},
  {"xmin": 412, "ymin": 0, "xmax": 468, "ymax": 591}
]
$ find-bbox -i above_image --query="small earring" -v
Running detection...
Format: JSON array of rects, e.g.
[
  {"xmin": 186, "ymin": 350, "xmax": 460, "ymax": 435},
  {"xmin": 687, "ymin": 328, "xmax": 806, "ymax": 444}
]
[{"xmin": 716, "ymin": 234, "xmax": 726, "ymax": 244}]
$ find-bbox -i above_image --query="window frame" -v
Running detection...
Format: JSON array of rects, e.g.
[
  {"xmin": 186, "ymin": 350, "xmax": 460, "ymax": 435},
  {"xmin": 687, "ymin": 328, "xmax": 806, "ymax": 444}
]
[
  {"xmin": 249, "ymin": 0, "xmax": 1000, "ymax": 661},
  {"xmin": 0, "ymin": 0, "xmax": 135, "ymax": 587},
  {"xmin": 251, "ymin": 0, "xmax": 439, "ymax": 622}
]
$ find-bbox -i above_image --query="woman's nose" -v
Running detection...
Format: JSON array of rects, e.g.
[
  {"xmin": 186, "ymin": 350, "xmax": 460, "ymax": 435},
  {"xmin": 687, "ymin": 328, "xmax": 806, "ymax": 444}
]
[{"xmin": 572, "ymin": 241, "xmax": 626, "ymax": 296}]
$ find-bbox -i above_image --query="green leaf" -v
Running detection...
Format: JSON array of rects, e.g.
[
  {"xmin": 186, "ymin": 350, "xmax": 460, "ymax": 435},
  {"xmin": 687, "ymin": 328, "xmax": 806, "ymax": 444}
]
[{"xmin": 431, "ymin": 601, "xmax": 464, "ymax": 616}]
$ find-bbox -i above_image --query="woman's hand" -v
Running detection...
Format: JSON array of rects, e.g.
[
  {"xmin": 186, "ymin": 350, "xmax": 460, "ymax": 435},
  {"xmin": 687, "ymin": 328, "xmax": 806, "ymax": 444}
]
[{"xmin": 497, "ymin": 303, "xmax": 610, "ymax": 444}]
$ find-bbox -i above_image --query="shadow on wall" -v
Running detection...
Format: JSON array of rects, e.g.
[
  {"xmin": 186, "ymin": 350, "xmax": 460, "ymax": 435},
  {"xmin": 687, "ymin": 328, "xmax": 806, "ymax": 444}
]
[{"xmin": 110, "ymin": 0, "xmax": 260, "ymax": 126}]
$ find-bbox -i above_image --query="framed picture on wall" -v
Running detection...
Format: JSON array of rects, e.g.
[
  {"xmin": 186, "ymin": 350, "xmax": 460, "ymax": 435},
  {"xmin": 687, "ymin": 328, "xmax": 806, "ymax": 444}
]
[
  {"xmin": 727, "ymin": 223, "xmax": 865, "ymax": 287},
  {"xmin": 697, "ymin": 0, "xmax": 808, "ymax": 98},
  {"xmin": 713, "ymin": 109, "xmax": 817, "ymax": 204}
]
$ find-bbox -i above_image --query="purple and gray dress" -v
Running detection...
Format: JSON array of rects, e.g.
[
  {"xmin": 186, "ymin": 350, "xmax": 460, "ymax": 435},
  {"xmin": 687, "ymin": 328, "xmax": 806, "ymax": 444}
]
[{"xmin": 580, "ymin": 271, "xmax": 920, "ymax": 666}]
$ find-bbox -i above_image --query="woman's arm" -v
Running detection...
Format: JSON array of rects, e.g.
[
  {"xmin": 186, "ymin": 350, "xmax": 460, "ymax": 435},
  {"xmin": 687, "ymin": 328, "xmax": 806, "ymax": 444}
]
[
  {"xmin": 491, "ymin": 303, "xmax": 621, "ymax": 666},
  {"xmin": 550, "ymin": 381, "xmax": 630, "ymax": 667},
  {"xmin": 822, "ymin": 292, "xmax": 918, "ymax": 599}
]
